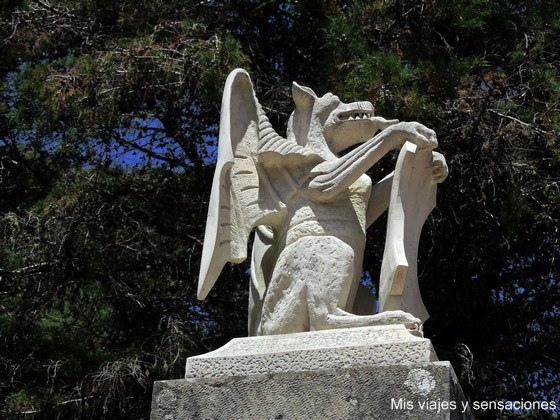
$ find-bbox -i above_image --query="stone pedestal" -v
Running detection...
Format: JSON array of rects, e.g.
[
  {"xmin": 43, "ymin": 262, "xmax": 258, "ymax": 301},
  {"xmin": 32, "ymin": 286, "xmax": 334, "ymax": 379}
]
[{"xmin": 151, "ymin": 325, "xmax": 473, "ymax": 419}]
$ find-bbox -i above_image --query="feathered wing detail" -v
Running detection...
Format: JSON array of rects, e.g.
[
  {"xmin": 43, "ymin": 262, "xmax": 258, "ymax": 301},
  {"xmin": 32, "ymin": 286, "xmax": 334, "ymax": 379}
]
[
  {"xmin": 198, "ymin": 69, "xmax": 295, "ymax": 300},
  {"xmin": 257, "ymin": 109, "xmax": 317, "ymax": 158}
]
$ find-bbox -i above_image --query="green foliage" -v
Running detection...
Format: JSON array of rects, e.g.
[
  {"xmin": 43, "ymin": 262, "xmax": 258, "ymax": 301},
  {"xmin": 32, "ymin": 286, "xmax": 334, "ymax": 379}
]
[
  {"xmin": 1, "ymin": 0, "xmax": 559, "ymax": 418},
  {"xmin": 11, "ymin": 63, "xmax": 59, "ymax": 131},
  {"xmin": 0, "ymin": 168, "xmax": 242, "ymax": 418}
]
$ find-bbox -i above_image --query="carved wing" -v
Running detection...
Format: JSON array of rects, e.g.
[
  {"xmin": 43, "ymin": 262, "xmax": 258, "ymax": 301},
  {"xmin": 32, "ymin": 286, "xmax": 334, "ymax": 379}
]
[{"xmin": 197, "ymin": 69, "xmax": 286, "ymax": 300}]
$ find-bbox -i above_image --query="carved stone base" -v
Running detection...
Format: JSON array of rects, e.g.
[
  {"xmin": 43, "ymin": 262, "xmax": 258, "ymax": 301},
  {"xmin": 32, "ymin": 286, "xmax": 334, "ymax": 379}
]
[
  {"xmin": 151, "ymin": 326, "xmax": 473, "ymax": 419},
  {"xmin": 186, "ymin": 324, "xmax": 436, "ymax": 379}
]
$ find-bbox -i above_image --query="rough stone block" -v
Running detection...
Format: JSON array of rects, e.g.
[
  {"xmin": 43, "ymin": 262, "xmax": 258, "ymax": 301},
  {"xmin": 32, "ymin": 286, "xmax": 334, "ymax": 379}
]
[
  {"xmin": 186, "ymin": 324, "xmax": 436, "ymax": 379},
  {"xmin": 151, "ymin": 326, "xmax": 472, "ymax": 419},
  {"xmin": 152, "ymin": 361, "xmax": 471, "ymax": 419}
]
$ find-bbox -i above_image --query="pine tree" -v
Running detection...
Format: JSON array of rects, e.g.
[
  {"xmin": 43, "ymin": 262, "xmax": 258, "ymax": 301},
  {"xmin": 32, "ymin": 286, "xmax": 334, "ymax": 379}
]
[{"xmin": 1, "ymin": 1, "xmax": 558, "ymax": 418}]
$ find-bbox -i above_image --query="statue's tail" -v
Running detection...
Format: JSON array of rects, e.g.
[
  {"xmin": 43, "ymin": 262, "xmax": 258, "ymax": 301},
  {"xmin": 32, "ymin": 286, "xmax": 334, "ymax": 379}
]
[
  {"xmin": 378, "ymin": 141, "xmax": 437, "ymax": 322},
  {"xmin": 248, "ymin": 226, "xmax": 276, "ymax": 336}
]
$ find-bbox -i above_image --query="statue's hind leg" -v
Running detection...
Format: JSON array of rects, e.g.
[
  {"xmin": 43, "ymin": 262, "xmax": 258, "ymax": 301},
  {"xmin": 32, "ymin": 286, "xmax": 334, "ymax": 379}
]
[
  {"xmin": 258, "ymin": 241, "xmax": 311, "ymax": 335},
  {"xmin": 302, "ymin": 236, "xmax": 422, "ymax": 331},
  {"xmin": 258, "ymin": 236, "xmax": 422, "ymax": 335}
]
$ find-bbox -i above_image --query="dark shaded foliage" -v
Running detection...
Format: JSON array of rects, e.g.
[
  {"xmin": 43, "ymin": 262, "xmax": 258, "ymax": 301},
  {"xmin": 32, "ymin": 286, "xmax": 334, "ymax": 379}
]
[{"xmin": 1, "ymin": 1, "xmax": 559, "ymax": 418}]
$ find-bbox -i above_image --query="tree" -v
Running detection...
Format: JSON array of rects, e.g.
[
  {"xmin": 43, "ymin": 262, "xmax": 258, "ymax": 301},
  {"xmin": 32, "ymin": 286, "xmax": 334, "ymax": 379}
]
[{"xmin": 1, "ymin": 1, "xmax": 559, "ymax": 418}]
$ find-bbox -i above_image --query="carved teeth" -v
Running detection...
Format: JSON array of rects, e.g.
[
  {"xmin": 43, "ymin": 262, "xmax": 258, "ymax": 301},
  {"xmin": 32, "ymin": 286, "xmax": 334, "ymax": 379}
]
[{"xmin": 338, "ymin": 111, "xmax": 373, "ymax": 121}]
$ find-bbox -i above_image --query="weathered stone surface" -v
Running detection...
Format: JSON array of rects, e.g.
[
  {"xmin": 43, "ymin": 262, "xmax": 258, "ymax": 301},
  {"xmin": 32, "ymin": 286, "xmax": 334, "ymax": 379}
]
[
  {"xmin": 186, "ymin": 324, "xmax": 437, "ymax": 379},
  {"xmin": 197, "ymin": 69, "xmax": 449, "ymax": 336},
  {"xmin": 151, "ymin": 361, "xmax": 472, "ymax": 419}
]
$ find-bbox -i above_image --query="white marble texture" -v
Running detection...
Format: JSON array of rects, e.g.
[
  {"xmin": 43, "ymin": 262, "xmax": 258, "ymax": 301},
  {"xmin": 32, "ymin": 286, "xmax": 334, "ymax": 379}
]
[
  {"xmin": 198, "ymin": 69, "xmax": 448, "ymax": 336},
  {"xmin": 185, "ymin": 325, "xmax": 437, "ymax": 379}
]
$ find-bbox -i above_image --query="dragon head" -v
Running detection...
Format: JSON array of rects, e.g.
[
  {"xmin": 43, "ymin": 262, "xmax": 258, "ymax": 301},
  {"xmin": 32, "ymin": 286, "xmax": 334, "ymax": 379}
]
[{"xmin": 287, "ymin": 82, "xmax": 397, "ymax": 155}]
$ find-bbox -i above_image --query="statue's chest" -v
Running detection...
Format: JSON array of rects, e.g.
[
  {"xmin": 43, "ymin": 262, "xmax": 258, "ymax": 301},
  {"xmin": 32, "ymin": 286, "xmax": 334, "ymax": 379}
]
[{"xmin": 285, "ymin": 174, "xmax": 372, "ymax": 235}]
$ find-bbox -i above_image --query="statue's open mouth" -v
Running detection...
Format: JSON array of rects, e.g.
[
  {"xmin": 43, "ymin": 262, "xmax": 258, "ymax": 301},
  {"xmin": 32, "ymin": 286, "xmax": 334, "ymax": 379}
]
[{"xmin": 336, "ymin": 110, "xmax": 374, "ymax": 121}]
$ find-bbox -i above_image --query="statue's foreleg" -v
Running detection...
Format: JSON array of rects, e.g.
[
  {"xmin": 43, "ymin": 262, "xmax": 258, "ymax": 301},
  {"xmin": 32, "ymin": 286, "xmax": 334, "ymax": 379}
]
[
  {"xmin": 308, "ymin": 122, "xmax": 437, "ymax": 201},
  {"xmin": 308, "ymin": 130, "xmax": 397, "ymax": 200}
]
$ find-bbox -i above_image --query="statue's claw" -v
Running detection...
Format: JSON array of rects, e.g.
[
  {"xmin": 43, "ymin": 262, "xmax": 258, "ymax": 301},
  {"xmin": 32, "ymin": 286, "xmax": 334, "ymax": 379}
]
[
  {"xmin": 371, "ymin": 310, "xmax": 423, "ymax": 336},
  {"xmin": 405, "ymin": 316, "xmax": 424, "ymax": 338},
  {"xmin": 431, "ymin": 151, "xmax": 448, "ymax": 183}
]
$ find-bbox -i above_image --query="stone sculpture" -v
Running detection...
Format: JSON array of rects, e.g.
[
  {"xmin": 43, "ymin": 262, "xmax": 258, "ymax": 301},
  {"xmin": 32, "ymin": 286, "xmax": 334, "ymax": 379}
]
[{"xmin": 197, "ymin": 69, "xmax": 448, "ymax": 336}]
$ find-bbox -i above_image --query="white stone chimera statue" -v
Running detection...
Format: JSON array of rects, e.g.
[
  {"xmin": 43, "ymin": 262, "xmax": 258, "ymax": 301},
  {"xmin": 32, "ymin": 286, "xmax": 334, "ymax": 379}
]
[{"xmin": 197, "ymin": 69, "xmax": 448, "ymax": 336}]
